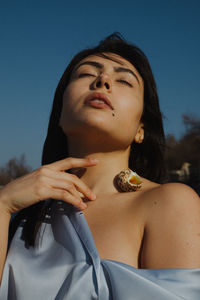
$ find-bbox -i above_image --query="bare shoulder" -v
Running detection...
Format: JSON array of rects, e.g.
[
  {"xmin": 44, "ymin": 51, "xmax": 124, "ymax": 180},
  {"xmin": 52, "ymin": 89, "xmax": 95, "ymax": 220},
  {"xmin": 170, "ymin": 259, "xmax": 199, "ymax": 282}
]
[
  {"xmin": 158, "ymin": 181, "xmax": 199, "ymax": 202},
  {"xmin": 142, "ymin": 180, "xmax": 200, "ymax": 211},
  {"xmin": 155, "ymin": 182, "xmax": 199, "ymax": 217},
  {"xmin": 144, "ymin": 181, "xmax": 200, "ymax": 230},
  {"xmin": 140, "ymin": 181, "xmax": 200, "ymax": 269},
  {"xmin": 146, "ymin": 182, "xmax": 200, "ymax": 228}
]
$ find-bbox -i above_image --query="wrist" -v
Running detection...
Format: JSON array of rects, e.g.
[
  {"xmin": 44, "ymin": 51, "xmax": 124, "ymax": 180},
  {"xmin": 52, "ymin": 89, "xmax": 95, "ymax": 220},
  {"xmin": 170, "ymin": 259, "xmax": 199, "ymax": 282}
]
[{"xmin": 0, "ymin": 189, "xmax": 11, "ymax": 218}]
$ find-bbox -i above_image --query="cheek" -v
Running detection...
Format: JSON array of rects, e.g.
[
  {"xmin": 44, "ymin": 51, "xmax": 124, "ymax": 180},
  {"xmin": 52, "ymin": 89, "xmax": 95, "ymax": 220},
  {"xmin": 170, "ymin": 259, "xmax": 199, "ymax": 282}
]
[
  {"xmin": 62, "ymin": 81, "xmax": 88, "ymax": 112},
  {"xmin": 62, "ymin": 85, "xmax": 76, "ymax": 107},
  {"xmin": 59, "ymin": 87, "xmax": 75, "ymax": 130},
  {"xmin": 119, "ymin": 96, "xmax": 143, "ymax": 124},
  {"xmin": 116, "ymin": 95, "xmax": 143, "ymax": 141},
  {"xmin": 61, "ymin": 84, "xmax": 80, "ymax": 115},
  {"xmin": 59, "ymin": 82, "xmax": 87, "ymax": 134}
]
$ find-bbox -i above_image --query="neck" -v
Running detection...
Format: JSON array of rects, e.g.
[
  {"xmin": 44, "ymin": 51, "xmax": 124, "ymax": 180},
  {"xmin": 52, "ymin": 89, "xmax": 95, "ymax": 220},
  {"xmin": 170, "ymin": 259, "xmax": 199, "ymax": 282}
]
[{"xmin": 67, "ymin": 135, "xmax": 130, "ymax": 197}]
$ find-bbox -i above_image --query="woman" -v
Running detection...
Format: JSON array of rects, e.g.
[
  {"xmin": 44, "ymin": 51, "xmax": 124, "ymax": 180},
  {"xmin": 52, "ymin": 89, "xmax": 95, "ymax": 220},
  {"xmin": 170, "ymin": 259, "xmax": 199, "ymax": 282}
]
[{"xmin": 0, "ymin": 33, "xmax": 200, "ymax": 299}]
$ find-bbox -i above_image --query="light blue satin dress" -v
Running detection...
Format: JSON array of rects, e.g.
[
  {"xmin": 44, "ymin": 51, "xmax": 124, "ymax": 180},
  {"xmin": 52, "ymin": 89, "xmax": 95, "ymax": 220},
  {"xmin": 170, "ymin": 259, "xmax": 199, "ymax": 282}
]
[{"xmin": 1, "ymin": 201, "xmax": 200, "ymax": 299}]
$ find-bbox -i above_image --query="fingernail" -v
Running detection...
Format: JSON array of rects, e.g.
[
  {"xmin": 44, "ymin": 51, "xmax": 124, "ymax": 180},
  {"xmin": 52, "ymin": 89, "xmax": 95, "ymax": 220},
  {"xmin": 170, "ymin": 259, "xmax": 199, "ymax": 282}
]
[
  {"xmin": 91, "ymin": 193, "xmax": 96, "ymax": 200},
  {"xmin": 80, "ymin": 202, "xmax": 87, "ymax": 209},
  {"xmin": 89, "ymin": 158, "xmax": 99, "ymax": 163}
]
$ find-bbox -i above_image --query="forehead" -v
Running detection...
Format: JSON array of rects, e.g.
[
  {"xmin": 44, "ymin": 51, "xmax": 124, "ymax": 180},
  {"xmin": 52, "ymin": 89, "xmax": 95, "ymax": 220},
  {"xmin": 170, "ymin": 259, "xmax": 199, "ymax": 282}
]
[{"xmin": 74, "ymin": 52, "xmax": 142, "ymax": 80}]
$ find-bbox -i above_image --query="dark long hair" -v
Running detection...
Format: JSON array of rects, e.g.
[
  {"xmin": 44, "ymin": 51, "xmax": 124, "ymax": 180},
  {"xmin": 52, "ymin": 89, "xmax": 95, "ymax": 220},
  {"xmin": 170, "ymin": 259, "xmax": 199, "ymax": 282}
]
[{"xmin": 9, "ymin": 33, "xmax": 166, "ymax": 248}]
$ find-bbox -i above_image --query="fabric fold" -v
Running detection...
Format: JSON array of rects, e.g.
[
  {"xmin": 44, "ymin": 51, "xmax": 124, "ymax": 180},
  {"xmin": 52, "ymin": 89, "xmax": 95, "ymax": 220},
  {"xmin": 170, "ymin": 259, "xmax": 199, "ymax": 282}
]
[{"xmin": 1, "ymin": 201, "xmax": 200, "ymax": 299}]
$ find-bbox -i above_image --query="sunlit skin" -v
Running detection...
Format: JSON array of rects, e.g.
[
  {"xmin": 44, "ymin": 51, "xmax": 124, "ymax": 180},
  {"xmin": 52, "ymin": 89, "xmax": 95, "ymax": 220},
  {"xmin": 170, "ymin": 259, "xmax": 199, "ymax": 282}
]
[
  {"xmin": 59, "ymin": 53, "xmax": 149, "ymax": 267},
  {"xmin": 60, "ymin": 53, "xmax": 145, "ymax": 196},
  {"xmin": 0, "ymin": 54, "xmax": 200, "ymax": 283},
  {"xmin": 59, "ymin": 53, "xmax": 200, "ymax": 269},
  {"xmin": 60, "ymin": 53, "xmax": 144, "ymax": 153}
]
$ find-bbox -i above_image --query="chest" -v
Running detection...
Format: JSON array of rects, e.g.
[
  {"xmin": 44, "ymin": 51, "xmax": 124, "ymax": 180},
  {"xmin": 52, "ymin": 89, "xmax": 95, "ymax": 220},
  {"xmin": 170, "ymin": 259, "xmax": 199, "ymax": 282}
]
[{"xmin": 83, "ymin": 195, "xmax": 145, "ymax": 268}]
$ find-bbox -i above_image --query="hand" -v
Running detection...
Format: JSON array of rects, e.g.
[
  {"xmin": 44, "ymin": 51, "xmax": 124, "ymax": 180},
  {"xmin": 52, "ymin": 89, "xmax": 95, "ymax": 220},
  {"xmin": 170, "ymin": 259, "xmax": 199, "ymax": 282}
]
[{"xmin": 0, "ymin": 157, "xmax": 99, "ymax": 215}]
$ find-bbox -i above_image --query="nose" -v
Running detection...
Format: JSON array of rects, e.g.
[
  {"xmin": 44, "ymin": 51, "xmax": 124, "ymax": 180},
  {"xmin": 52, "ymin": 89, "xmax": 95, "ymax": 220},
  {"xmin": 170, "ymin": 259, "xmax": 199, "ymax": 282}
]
[{"xmin": 93, "ymin": 73, "xmax": 112, "ymax": 92}]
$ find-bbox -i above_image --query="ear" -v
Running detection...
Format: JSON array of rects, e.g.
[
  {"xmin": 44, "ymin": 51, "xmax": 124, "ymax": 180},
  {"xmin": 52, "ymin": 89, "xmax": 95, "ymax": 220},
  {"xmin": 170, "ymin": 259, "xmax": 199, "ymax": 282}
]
[{"xmin": 134, "ymin": 123, "xmax": 144, "ymax": 144}]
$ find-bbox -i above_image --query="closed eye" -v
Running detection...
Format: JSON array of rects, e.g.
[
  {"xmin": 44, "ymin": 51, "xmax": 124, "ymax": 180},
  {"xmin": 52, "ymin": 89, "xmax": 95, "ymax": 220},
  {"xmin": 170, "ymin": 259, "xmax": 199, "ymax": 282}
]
[
  {"xmin": 117, "ymin": 80, "xmax": 133, "ymax": 87},
  {"xmin": 78, "ymin": 73, "xmax": 95, "ymax": 78}
]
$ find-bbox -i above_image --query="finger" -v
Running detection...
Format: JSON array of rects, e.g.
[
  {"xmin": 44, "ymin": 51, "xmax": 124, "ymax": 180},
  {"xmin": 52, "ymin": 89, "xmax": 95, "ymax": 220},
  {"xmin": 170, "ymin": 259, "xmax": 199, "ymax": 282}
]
[
  {"xmin": 67, "ymin": 174, "xmax": 96, "ymax": 201},
  {"xmin": 47, "ymin": 157, "xmax": 99, "ymax": 172},
  {"xmin": 46, "ymin": 177, "xmax": 85, "ymax": 202},
  {"xmin": 39, "ymin": 168, "xmax": 96, "ymax": 201},
  {"xmin": 49, "ymin": 188, "xmax": 87, "ymax": 210}
]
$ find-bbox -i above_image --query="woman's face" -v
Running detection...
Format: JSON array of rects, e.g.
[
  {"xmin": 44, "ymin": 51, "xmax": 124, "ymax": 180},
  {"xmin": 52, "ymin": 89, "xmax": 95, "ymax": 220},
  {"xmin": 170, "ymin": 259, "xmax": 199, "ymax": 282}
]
[{"xmin": 60, "ymin": 52, "xmax": 144, "ymax": 148}]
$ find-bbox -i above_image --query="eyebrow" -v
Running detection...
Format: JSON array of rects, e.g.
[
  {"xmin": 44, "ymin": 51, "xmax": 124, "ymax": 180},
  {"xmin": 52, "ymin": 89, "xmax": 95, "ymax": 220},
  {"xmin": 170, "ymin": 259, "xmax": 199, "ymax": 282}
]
[{"xmin": 74, "ymin": 61, "xmax": 140, "ymax": 85}]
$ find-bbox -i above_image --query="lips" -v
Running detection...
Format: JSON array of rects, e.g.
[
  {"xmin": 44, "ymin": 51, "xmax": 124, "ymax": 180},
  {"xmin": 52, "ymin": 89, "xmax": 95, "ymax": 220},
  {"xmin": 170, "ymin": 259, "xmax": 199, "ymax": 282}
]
[{"xmin": 84, "ymin": 92, "xmax": 113, "ymax": 110}]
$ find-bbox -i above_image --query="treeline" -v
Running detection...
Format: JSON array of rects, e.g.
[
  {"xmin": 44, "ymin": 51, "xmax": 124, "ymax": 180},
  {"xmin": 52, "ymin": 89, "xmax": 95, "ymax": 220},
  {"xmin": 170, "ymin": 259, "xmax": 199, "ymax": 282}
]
[
  {"xmin": 0, "ymin": 154, "xmax": 32, "ymax": 186},
  {"xmin": 0, "ymin": 113, "xmax": 199, "ymax": 194},
  {"xmin": 165, "ymin": 113, "xmax": 200, "ymax": 194}
]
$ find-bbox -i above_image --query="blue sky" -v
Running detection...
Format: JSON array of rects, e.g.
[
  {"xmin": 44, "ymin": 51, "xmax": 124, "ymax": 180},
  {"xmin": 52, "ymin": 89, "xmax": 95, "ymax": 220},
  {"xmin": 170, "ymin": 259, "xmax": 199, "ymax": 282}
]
[{"xmin": 0, "ymin": 0, "xmax": 200, "ymax": 169}]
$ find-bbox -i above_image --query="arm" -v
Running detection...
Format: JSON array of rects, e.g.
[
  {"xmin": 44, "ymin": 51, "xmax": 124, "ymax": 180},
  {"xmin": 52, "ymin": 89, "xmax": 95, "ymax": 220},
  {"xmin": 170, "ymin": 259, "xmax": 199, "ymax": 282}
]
[
  {"xmin": 141, "ymin": 183, "xmax": 200, "ymax": 269},
  {"xmin": 0, "ymin": 197, "xmax": 11, "ymax": 285},
  {"xmin": 0, "ymin": 157, "xmax": 98, "ymax": 284}
]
